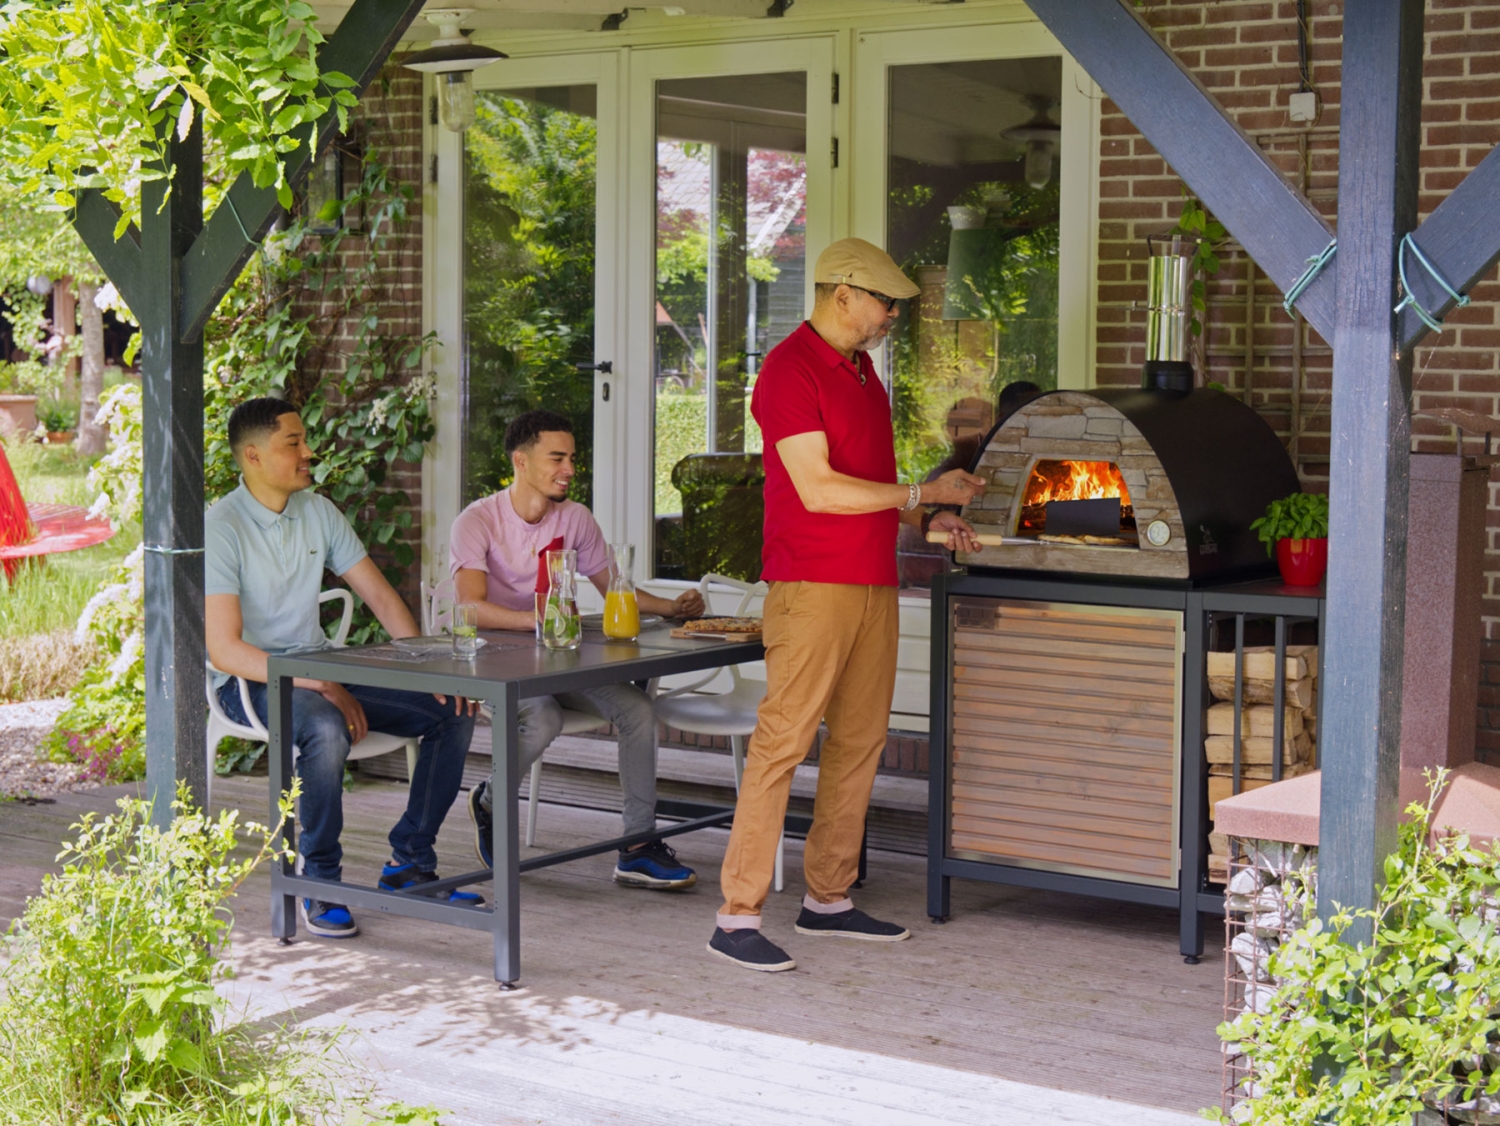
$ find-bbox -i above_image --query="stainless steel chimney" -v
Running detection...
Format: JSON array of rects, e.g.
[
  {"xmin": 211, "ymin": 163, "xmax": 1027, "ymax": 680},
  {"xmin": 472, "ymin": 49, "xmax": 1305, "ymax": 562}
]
[{"xmin": 1142, "ymin": 233, "xmax": 1199, "ymax": 393}]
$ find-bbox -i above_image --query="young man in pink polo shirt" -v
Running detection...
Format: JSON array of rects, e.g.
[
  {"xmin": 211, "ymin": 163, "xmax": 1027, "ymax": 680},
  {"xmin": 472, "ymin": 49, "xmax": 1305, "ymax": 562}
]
[
  {"xmin": 451, "ymin": 409, "xmax": 705, "ymax": 889},
  {"xmin": 708, "ymin": 239, "xmax": 985, "ymax": 972}
]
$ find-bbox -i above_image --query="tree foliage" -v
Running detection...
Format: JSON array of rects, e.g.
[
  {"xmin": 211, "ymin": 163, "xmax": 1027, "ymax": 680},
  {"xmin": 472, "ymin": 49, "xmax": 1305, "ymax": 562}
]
[{"xmin": 0, "ymin": 0, "xmax": 358, "ymax": 233}]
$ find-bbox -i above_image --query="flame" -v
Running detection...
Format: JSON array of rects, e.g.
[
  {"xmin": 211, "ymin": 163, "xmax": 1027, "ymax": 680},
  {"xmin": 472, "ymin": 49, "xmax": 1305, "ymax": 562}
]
[{"xmin": 1022, "ymin": 460, "xmax": 1132, "ymax": 507}]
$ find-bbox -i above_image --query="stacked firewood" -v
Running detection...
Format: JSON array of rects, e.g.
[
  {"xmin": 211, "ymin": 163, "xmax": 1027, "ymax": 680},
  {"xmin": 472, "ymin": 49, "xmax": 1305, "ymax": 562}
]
[{"xmin": 1204, "ymin": 645, "xmax": 1318, "ymax": 883}]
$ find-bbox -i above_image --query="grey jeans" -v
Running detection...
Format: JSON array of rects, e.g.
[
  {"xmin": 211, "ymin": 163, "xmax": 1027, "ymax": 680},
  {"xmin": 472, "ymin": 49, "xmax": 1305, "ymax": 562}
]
[{"xmin": 479, "ymin": 681, "xmax": 659, "ymax": 836}]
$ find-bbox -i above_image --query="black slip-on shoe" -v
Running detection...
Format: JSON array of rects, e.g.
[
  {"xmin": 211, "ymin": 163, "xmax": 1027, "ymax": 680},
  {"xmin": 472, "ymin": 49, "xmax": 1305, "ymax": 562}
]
[
  {"xmin": 468, "ymin": 782, "xmax": 493, "ymax": 868},
  {"xmin": 794, "ymin": 906, "xmax": 910, "ymax": 942},
  {"xmin": 706, "ymin": 927, "xmax": 796, "ymax": 972}
]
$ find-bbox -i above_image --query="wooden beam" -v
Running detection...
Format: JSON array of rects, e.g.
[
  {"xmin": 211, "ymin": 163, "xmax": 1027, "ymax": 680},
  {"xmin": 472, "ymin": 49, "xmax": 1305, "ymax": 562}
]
[
  {"xmin": 1398, "ymin": 142, "xmax": 1500, "ymax": 352},
  {"xmin": 71, "ymin": 191, "xmax": 142, "ymax": 313},
  {"xmin": 138, "ymin": 118, "xmax": 208, "ymax": 821},
  {"xmin": 1021, "ymin": 0, "xmax": 1337, "ymax": 343},
  {"xmin": 1317, "ymin": 0, "xmax": 1424, "ymax": 935},
  {"xmin": 177, "ymin": 0, "xmax": 427, "ymax": 341}
]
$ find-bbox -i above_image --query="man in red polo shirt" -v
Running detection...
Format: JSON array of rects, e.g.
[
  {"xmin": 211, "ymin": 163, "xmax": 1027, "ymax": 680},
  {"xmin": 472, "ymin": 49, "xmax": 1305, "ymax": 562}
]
[{"xmin": 708, "ymin": 238, "xmax": 985, "ymax": 972}]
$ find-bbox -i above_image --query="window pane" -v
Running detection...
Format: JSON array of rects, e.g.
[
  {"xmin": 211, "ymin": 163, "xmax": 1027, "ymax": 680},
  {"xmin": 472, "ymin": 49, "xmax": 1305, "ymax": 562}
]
[
  {"xmin": 887, "ymin": 57, "xmax": 1063, "ymax": 590},
  {"xmin": 463, "ymin": 86, "xmax": 597, "ymax": 507},
  {"xmin": 653, "ymin": 72, "xmax": 807, "ymax": 582}
]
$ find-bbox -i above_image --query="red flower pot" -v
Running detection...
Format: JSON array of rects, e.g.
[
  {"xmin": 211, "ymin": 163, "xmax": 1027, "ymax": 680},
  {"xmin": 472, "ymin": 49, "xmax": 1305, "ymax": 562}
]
[{"xmin": 1276, "ymin": 537, "xmax": 1327, "ymax": 586}]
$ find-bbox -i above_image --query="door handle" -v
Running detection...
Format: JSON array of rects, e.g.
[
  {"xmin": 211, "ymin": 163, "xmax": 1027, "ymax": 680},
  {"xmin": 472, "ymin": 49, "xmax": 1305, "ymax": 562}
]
[{"xmin": 575, "ymin": 361, "xmax": 613, "ymax": 374}]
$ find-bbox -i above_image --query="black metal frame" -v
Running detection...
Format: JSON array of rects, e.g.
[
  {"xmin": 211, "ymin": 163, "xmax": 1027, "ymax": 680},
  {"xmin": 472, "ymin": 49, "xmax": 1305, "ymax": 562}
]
[
  {"xmin": 926, "ymin": 570, "xmax": 1324, "ymax": 962},
  {"xmin": 267, "ymin": 633, "xmax": 764, "ymax": 985}
]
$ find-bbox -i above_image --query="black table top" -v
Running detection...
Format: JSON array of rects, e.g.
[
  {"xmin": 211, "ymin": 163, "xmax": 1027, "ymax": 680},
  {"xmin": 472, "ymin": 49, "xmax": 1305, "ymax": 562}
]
[{"xmin": 266, "ymin": 625, "xmax": 765, "ymax": 702}]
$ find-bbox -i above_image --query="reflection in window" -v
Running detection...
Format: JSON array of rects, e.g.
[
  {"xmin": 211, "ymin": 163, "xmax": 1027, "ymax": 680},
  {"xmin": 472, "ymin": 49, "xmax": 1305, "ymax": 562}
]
[
  {"xmin": 653, "ymin": 73, "xmax": 807, "ymax": 582},
  {"xmin": 887, "ymin": 57, "xmax": 1062, "ymax": 589},
  {"xmin": 463, "ymin": 86, "xmax": 597, "ymax": 507}
]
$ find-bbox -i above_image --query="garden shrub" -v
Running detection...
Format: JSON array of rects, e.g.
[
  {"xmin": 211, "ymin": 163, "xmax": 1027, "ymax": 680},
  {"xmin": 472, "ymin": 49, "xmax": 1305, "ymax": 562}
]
[
  {"xmin": 45, "ymin": 383, "xmax": 146, "ymax": 777},
  {"xmin": 0, "ymin": 785, "xmax": 447, "ymax": 1125},
  {"xmin": 1215, "ymin": 770, "xmax": 1500, "ymax": 1126},
  {"xmin": 0, "ymin": 785, "xmax": 345, "ymax": 1125}
]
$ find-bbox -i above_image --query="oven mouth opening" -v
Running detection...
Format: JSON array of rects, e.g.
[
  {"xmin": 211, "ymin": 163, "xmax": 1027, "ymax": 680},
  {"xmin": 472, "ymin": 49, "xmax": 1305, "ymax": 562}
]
[{"xmin": 1015, "ymin": 459, "xmax": 1139, "ymax": 547}]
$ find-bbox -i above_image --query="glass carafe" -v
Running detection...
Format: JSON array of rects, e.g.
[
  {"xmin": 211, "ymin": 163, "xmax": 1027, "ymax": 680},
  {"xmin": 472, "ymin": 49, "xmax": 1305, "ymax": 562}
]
[
  {"xmin": 602, "ymin": 543, "xmax": 641, "ymax": 641},
  {"xmin": 541, "ymin": 548, "xmax": 581, "ymax": 650}
]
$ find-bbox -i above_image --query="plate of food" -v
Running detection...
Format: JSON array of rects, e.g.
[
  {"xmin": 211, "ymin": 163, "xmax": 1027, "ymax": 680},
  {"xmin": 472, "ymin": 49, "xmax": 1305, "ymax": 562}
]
[{"xmin": 670, "ymin": 617, "xmax": 764, "ymax": 641}]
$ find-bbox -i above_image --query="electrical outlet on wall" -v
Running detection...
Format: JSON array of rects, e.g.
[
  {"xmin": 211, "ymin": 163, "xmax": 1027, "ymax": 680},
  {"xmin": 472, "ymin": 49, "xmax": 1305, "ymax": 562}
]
[{"xmin": 1288, "ymin": 91, "xmax": 1318, "ymax": 123}]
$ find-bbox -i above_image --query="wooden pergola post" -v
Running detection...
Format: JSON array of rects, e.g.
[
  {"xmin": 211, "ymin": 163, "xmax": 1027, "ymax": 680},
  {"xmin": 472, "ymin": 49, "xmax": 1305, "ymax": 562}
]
[
  {"xmin": 1023, "ymin": 0, "xmax": 1500, "ymax": 926},
  {"xmin": 1317, "ymin": 0, "xmax": 1424, "ymax": 933},
  {"xmin": 69, "ymin": 0, "xmax": 426, "ymax": 823}
]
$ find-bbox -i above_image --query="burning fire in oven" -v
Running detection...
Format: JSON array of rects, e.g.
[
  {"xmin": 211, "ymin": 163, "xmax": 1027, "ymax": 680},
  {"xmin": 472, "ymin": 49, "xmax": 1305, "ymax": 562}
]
[{"xmin": 1018, "ymin": 460, "xmax": 1136, "ymax": 537}]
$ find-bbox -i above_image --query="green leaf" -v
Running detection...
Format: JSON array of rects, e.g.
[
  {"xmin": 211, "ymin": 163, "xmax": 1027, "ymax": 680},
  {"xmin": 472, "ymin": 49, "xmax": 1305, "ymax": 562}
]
[{"xmin": 133, "ymin": 1019, "xmax": 169, "ymax": 1063}]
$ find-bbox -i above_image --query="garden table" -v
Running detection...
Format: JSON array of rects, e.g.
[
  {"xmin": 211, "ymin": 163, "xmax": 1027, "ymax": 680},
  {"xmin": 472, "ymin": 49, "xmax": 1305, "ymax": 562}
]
[{"xmin": 265, "ymin": 626, "xmax": 764, "ymax": 985}]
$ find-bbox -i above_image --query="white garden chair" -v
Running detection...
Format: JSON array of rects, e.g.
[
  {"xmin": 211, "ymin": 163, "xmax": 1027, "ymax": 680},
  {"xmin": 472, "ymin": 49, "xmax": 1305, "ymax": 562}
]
[
  {"xmin": 652, "ymin": 572, "xmax": 782, "ymax": 891},
  {"xmin": 205, "ymin": 588, "xmax": 418, "ymax": 803}
]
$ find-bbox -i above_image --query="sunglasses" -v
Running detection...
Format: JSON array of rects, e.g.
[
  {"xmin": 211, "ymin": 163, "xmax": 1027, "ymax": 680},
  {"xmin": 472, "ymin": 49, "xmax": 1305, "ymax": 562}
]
[{"xmin": 849, "ymin": 284, "xmax": 901, "ymax": 312}]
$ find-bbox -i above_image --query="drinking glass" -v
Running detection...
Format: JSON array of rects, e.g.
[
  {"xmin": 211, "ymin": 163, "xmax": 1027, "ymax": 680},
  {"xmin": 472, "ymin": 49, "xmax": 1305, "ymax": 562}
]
[{"xmin": 452, "ymin": 602, "xmax": 479, "ymax": 657}]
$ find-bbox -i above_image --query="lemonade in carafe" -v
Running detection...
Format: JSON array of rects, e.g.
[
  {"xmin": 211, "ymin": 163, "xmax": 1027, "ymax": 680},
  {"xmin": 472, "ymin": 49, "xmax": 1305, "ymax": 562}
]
[{"xmin": 602, "ymin": 543, "xmax": 640, "ymax": 641}]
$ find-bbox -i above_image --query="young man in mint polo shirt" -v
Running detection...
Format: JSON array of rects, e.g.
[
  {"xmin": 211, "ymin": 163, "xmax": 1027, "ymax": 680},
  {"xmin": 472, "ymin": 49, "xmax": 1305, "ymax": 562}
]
[
  {"xmin": 708, "ymin": 239, "xmax": 985, "ymax": 972},
  {"xmin": 451, "ymin": 409, "xmax": 705, "ymax": 889},
  {"xmin": 205, "ymin": 397, "xmax": 478, "ymax": 939}
]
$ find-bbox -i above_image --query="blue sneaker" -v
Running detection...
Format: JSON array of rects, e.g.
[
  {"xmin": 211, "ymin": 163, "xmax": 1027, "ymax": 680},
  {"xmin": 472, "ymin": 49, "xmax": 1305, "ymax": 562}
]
[
  {"xmin": 378, "ymin": 861, "xmax": 485, "ymax": 906},
  {"xmin": 614, "ymin": 839, "xmax": 697, "ymax": 890},
  {"xmin": 300, "ymin": 898, "xmax": 358, "ymax": 939},
  {"xmin": 468, "ymin": 782, "xmax": 492, "ymax": 868}
]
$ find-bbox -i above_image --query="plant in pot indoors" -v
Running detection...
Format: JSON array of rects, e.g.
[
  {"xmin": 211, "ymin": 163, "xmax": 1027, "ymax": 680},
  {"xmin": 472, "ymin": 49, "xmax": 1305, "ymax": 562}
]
[{"xmin": 1251, "ymin": 491, "xmax": 1329, "ymax": 586}]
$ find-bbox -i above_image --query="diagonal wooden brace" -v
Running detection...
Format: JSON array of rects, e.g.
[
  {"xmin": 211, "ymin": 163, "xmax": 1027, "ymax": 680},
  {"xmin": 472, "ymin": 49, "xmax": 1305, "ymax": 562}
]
[
  {"xmin": 175, "ymin": 0, "xmax": 428, "ymax": 341},
  {"xmin": 1398, "ymin": 141, "xmax": 1500, "ymax": 352},
  {"xmin": 72, "ymin": 190, "xmax": 143, "ymax": 314},
  {"xmin": 1023, "ymin": 0, "xmax": 1337, "ymax": 342}
]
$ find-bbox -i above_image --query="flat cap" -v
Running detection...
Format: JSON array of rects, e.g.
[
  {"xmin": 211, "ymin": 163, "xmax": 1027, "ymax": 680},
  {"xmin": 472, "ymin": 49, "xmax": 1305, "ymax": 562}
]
[{"xmin": 813, "ymin": 237, "xmax": 920, "ymax": 300}]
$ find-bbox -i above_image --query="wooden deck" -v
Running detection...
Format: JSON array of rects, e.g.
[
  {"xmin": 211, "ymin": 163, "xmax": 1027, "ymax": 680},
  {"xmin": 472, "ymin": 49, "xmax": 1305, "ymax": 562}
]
[{"xmin": 1, "ymin": 775, "xmax": 1224, "ymax": 1124}]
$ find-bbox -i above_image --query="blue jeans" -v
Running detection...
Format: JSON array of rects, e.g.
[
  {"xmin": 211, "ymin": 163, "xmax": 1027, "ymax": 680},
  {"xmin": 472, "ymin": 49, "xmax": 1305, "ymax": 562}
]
[{"xmin": 220, "ymin": 680, "xmax": 475, "ymax": 882}]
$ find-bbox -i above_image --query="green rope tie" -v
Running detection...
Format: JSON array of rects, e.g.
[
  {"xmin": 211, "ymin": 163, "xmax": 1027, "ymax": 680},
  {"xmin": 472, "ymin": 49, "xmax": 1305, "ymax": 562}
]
[
  {"xmin": 223, "ymin": 193, "xmax": 259, "ymax": 247},
  {"xmin": 1395, "ymin": 232, "xmax": 1469, "ymax": 332},
  {"xmin": 1282, "ymin": 238, "xmax": 1337, "ymax": 318}
]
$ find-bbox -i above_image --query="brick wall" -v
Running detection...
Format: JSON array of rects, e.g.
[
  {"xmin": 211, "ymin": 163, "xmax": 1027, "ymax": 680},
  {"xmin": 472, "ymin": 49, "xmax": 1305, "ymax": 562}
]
[
  {"xmin": 1096, "ymin": 1, "xmax": 1500, "ymax": 760},
  {"xmin": 297, "ymin": 63, "xmax": 426, "ymax": 607}
]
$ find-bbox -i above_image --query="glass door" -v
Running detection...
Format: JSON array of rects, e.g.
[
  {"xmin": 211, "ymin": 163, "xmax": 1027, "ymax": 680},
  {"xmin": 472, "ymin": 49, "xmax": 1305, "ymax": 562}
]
[
  {"xmin": 624, "ymin": 40, "xmax": 835, "ymax": 583},
  {"xmin": 462, "ymin": 82, "xmax": 603, "ymax": 507},
  {"xmin": 652, "ymin": 72, "xmax": 807, "ymax": 581}
]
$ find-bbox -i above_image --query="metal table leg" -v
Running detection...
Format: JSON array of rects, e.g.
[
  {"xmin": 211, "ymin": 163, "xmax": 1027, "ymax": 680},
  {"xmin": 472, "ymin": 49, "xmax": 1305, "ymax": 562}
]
[
  {"xmin": 490, "ymin": 682, "xmax": 521, "ymax": 987},
  {"xmin": 269, "ymin": 673, "xmax": 297, "ymax": 941}
]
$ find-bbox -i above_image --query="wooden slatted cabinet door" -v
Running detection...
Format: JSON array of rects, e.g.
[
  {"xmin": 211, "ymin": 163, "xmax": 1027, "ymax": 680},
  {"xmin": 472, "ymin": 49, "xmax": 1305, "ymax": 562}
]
[{"xmin": 948, "ymin": 597, "xmax": 1184, "ymax": 887}]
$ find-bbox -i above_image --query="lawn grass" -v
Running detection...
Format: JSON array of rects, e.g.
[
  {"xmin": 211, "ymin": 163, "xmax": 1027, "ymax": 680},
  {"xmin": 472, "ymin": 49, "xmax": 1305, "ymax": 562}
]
[{"xmin": 1, "ymin": 436, "xmax": 133, "ymax": 699}]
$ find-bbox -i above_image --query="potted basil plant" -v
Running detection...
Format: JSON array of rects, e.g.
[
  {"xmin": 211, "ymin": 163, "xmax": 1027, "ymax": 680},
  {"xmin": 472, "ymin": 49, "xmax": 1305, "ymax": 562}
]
[{"xmin": 1250, "ymin": 491, "xmax": 1329, "ymax": 586}]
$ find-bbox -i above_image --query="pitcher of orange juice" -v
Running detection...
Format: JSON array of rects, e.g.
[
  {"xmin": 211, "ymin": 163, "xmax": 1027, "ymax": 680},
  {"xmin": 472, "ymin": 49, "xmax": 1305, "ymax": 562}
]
[{"xmin": 603, "ymin": 543, "xmax": 641, "ymax": 641}]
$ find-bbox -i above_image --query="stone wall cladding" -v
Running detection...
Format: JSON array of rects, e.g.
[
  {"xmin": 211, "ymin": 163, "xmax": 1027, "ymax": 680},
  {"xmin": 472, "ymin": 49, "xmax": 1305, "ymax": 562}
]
[
  {"xmin": 1099, "ymin": 3, "xmax": 1500, "ymax": 752},
  {"xmin": 963, "ymin": 391, "xmax": 1188, "ymax": 579}
]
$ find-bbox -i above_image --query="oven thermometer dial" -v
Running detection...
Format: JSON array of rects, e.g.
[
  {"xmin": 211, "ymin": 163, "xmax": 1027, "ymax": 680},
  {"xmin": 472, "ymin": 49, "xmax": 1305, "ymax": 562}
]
[{"xmin": 1145, "ymin": 520, "xmax": 1171, "ymax": 547}]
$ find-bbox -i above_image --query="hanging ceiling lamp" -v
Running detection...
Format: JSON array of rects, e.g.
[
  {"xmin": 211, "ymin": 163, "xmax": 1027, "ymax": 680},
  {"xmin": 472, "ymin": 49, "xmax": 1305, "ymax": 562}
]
[
  {"xmin": 1003, "ymin": 98, "xmax": 1061, "ymax": 190},
  {"xmin": 402, "ymin": 8, "xmax": 507, "ymax": 133}
]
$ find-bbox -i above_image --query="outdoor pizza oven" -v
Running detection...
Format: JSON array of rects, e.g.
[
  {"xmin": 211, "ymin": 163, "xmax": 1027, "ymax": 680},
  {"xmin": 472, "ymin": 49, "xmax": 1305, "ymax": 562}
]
[{"xmin": 955, "ymin": 385, "xmax": 1300, "ymax": 585}]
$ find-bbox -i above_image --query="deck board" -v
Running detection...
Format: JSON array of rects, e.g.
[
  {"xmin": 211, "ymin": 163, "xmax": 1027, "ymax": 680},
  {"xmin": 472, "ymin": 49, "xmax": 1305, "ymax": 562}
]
[{"xmin": 1, "ymin": 775, "xmax": 1223, "ymax": 1123}]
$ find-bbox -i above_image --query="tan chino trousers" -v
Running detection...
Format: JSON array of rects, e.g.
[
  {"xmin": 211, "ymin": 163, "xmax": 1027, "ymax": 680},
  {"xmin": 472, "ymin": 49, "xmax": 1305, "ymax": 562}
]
[{"xmin": 717, "ymin": 581, "xmax": 900, "ymax": 924}]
